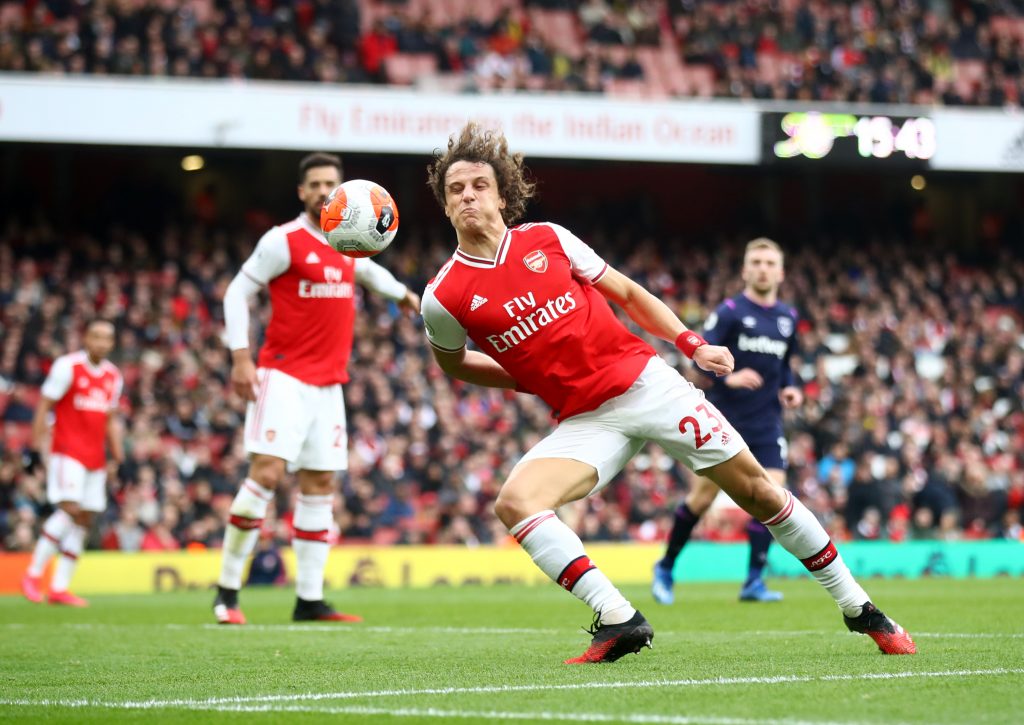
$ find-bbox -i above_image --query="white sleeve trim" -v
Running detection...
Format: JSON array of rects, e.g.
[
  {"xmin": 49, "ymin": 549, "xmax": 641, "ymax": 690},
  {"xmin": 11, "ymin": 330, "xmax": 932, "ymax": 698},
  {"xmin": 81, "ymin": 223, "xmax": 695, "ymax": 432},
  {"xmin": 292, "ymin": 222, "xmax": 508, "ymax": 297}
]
[
  {"xmin": 548, "ymin": 222, "xmax": 607, "ymax": 283},
  {"xmin": 354, "ymin": 257, "xmax": 408, "ymax": 301},
  {"xmin": 40, "ymin": 355, "xmax": 73, "ymax": 401},
  {"xmin": 421, "ymin": 285, "xmax": 467, "ymax": 352},
  {"xmin": 223, "ymin": 272, "xmax": 263, "ymax": 351},
  {"xmin": 240, "ymin": 226, "xmax": 290, "ymax": 284}
]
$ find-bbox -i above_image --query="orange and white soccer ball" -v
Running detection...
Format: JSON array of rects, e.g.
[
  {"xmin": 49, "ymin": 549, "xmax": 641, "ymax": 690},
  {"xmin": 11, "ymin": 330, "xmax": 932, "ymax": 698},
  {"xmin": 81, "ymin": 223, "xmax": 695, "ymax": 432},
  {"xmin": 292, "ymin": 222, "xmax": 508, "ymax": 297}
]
[{"xmin": 320, "ymin": 179, "xmax": 399, "ymax": 258}]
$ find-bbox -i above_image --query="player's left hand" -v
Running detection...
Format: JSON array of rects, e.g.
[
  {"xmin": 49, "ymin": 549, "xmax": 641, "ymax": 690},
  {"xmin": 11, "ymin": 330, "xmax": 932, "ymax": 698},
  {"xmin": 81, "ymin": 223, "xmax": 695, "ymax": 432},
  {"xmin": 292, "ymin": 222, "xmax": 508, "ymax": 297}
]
[
  {"xmin": 21, "ymin": 449, "xmax": 43, "ymax": 474},
  {"xmin": 398, "ymin": 289, "xmax": 421, "ymax": 315},
  {"xmin": 692, "ymin": 344, "xmax": 734, "ymax": 377},
  {"xmin": 780, "ymin": 386, "xmax": 804, "ymax": 408}
]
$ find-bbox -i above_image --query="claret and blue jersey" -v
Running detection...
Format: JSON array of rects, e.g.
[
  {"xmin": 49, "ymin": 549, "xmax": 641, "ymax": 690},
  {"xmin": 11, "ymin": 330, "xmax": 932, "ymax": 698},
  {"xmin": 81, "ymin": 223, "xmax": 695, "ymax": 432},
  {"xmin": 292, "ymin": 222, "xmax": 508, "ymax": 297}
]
[{"xmin": 700, "ymin": 293, "xmax": 800, "ymax": 461}]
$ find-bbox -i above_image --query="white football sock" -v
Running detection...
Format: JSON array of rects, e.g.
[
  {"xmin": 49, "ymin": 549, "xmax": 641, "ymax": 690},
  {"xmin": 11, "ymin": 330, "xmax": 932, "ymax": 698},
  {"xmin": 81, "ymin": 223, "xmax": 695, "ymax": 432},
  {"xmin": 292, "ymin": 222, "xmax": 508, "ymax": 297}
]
[
  {"xmin": 29, "ymin": 509, "xmax": 73, "ymax": 577},
  {"xmin": 762, "ymin": 491, "xmax": 869, "ymax": 617},
  {"xmin": 510, "ymin": 510, "xmax": 634, "ymax": 625},
  {"xmin": 51, "ymin": 524, "xmax": 86, "ymax": 593},
  {"xmin": 218, "ymin": 479, "xmax": 272, "ymax": 590},
  {"xmin": 293, "ymin": 493, "xmax": 333, "ymax": 602}
]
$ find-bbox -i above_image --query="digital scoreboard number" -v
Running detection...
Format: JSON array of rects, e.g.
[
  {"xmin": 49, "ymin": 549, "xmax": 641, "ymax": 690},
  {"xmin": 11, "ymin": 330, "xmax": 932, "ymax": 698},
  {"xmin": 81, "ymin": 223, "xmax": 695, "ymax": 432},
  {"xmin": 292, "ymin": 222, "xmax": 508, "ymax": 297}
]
[{"xmin": 763, "ymin": 112, "xmax": 936, "ymax": 166}]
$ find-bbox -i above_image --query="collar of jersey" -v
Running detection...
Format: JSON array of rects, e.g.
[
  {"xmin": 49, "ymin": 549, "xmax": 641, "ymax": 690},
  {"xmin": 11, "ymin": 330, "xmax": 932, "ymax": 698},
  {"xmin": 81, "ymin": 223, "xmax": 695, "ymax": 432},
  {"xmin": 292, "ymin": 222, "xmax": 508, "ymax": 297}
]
[
  {"xmin": 740, "ymin": 292, "xmax": 781, "ymax": 311},
  {"xmin": 74, "ymin": 351, "xmax": 107, "ymax": 374},
  {"xmin": 297, "ymin": 213, "xmax": 331, "ymax": 244},
  {"xmin": 453, "ymin": 228, "xmax": 511, "ymax": 268}
]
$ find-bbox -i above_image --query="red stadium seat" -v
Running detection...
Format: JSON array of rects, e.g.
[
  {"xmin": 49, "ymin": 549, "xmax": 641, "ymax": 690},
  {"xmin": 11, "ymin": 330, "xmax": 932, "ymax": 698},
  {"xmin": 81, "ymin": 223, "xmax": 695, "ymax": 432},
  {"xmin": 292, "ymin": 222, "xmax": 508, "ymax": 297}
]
[
  {"xmin": 527, "ymin": 9, "xmax": 583, "ymax": 59},
  {"xmin": 606, "ymin": 78, "xmax": 669, "ymax": 100},
  {"xmin": 605, "ymin": 78, "xmax": 647, "ymax": 98},
  {"xmin": 384, "ymin": 53, "xmax": 439, "ymax": 86},
  {"xmin": 953, "ymin": 59, "xmax": 986, "ymax": 100},
  {"xmin": 989, "ymin": 16, "xmax": 1013, "ymax": 39},
  {"xmin": 687, "ymin": 64, "xmax": 715, "ymax": 97}
]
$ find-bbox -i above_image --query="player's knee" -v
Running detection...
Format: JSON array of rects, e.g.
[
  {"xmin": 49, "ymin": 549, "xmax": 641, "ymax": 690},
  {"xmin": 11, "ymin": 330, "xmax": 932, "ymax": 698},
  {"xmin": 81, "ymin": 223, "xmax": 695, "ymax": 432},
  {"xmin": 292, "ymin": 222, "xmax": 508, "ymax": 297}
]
[
  {"xmin": 298, "ymin": 471, "xmax": 336, "ymax": 495},
  {"xmin": 59, "ymin": 501, "xmax": 82, "ymax": 518},
  {"xmin": 493, "ymin": 491, "xmax": 537, "ymax": 529},
  {"xmin": 746, "ymin": 474, "xmax": 786, "ymax": 520},
  {"xmin": 248, "ymin": 456, "xmax": 285, "ymax": 489}
]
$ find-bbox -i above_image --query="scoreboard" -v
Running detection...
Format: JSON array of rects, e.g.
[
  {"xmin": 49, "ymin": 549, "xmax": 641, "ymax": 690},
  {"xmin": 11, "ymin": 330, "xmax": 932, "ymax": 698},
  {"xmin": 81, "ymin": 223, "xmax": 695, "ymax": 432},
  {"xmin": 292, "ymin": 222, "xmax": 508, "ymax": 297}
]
[{"xmin": 762, "ymin": 111, "xmax": 936, "ymax": 166}]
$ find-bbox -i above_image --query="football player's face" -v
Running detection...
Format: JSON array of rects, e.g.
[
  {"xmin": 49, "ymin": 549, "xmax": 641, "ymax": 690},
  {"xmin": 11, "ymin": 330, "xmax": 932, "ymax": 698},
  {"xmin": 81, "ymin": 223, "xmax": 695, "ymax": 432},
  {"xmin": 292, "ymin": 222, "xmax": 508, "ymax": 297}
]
[
  {"xmin": 443, "ymin": 161, "xmax": 506, "ymax": 233},
  {"xmin": 742, "ymin": 248, "xmax": 784, "ymax": 294},
  {"xmin": 298, "ymin": 165, "xmax": 342, "ymax": 219},
  {"xmin": 84, "ymin": 322, "xmax": 115, "ymax": 361}
]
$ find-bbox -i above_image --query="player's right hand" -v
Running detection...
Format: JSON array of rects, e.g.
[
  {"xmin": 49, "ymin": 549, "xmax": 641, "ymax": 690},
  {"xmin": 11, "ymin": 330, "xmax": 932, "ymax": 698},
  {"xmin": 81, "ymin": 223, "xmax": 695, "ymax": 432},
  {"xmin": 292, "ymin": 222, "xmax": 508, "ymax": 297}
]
[
  {"xmin": 692, "ymin": 344, "xmax": 734, "ymax": 377},
  {"xmin": 725, "ymin": 368, "xmax": 763, "ymax": 390},
  {"xmin": 230, "ymin": 356, "xmax": 259, "ymax": 402}
]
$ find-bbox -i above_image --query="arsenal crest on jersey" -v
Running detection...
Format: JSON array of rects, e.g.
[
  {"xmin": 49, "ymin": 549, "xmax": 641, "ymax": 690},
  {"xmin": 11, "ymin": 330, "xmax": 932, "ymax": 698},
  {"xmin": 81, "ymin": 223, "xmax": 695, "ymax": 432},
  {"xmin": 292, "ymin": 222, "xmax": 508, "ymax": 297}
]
[
  {"xmin": 523, "ymin": 250, "xmax": 548, "ymax": 273},
  {"xmin": 777, "ymin": 315, "xmax": 794, "ymax": 337}
]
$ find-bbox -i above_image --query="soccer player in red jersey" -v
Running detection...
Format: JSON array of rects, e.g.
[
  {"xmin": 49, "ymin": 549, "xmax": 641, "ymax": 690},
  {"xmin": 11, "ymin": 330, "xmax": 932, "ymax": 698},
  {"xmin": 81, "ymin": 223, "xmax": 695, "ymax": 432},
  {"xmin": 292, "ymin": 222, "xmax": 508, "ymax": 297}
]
[
  {"xmin": 421, "ymin": 123, "xmax": 915, "ymax": 663},
  {"xmin": 215, "ymin": 152, "xmax": 420, "ymax": 624},
  {"xmin": 22, "ymin": 320, "xmax": 124, "ymax": 607}
]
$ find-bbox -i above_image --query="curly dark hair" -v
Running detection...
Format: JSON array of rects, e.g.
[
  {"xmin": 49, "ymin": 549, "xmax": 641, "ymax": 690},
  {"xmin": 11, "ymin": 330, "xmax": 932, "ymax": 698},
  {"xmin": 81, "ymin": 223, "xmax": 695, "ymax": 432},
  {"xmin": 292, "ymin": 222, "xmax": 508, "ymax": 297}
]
[{"xmin": 426, "ymin": 122, "xmax": 536, "ymax": 225}]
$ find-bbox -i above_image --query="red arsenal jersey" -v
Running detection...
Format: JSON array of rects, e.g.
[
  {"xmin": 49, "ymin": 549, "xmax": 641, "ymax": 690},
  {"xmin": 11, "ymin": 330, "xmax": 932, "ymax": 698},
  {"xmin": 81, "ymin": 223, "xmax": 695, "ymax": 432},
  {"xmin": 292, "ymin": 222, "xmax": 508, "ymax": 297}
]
[
  {"xmin": 422, "ymin": 222, "xmax": 655, "ymax": 420},
  {"xmin": 246, "ymin": 216, "xmax": 358, "ymax": 386},
  {"xmin": 41, "ymin": 351, "xmax": 122, "ymax": 470}
]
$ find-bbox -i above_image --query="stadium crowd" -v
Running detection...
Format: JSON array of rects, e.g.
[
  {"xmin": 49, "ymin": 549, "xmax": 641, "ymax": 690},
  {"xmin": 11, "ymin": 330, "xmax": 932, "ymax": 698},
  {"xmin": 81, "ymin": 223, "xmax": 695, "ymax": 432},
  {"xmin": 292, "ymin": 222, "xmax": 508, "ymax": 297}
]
[
  {"xmin": 1, "ymin": 208, "xmax": 1022, "ymax": 555},
  {"xmin": 4, "ymin": 0, "xmax": 1024, "ymax": 105}
]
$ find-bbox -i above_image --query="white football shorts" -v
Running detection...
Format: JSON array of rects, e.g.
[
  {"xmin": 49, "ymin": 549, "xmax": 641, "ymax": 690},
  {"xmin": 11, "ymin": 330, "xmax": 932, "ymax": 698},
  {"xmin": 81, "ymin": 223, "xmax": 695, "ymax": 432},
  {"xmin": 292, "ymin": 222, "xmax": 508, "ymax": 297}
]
[
  {"xmin": 47, "ymin": 453, "xmax": 107, "ymax": 512},
  {"xmin": 245, "ymin": 367, "xmax": 348, "ymax": 472},
  {"xmin": 518, "ymin": 356, "xmax": 747, "ymax": 492}
]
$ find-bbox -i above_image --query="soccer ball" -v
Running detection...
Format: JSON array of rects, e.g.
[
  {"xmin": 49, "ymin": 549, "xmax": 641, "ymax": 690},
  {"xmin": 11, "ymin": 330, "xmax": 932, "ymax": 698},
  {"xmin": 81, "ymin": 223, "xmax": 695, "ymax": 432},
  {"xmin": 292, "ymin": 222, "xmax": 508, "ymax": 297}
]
[{"xmin": 319, "ymin": 179, "xmax": 400, "ymax": 258}]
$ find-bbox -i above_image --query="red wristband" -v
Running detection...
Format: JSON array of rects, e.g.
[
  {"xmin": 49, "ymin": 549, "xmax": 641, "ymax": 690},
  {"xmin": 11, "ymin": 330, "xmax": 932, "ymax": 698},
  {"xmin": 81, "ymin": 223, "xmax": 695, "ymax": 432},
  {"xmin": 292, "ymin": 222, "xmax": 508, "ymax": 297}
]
[{"xmin": 675, "ymin": 331, "xmax": 707, "ymax": 359}]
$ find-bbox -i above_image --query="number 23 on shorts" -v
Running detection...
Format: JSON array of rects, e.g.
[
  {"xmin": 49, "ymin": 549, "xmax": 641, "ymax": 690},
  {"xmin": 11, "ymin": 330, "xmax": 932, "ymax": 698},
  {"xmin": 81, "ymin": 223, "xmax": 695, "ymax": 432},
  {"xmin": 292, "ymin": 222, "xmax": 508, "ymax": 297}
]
[{"xmin": 678, "ymin": 403, "xmax": 726, "ymax": 450}]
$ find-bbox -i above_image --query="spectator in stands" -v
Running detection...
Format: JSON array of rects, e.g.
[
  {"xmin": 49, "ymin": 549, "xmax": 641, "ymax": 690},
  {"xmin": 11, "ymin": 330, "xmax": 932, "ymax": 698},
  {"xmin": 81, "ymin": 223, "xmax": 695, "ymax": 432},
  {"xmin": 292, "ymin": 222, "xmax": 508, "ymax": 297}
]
[
  {"xmin": 5, "ymin": 0, "xmax": 1024, "ymax": 106},
  {"xmin": 1, "ymin": 206, "xmax": 1022, "ymax": 551}
]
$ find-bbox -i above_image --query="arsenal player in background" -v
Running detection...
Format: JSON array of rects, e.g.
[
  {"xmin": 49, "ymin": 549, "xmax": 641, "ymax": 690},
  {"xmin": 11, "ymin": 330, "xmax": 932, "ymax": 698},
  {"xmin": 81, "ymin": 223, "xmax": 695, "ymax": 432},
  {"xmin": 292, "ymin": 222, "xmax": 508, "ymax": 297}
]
[
  {"xmin": 214, "ymin": 152, "xmax": 419, "ymax": 625},
  {"xmin": 22, "ymin": 319, "xmax": 124, "ymax": 607},
  {"xmin": 421, "ymin": 122, "xmax": 915, "ymax": 663}
]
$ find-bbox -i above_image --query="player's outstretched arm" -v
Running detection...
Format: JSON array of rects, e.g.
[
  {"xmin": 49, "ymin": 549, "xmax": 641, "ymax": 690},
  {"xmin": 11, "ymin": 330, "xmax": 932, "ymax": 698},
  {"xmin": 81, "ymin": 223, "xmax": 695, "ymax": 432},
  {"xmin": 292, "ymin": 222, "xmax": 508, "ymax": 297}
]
[
  {"xmin": 354, "ymin": 258, "xmax": 420, "ymax": 313},
  {"xmin": 594, "ymin": 267, "xmax": 685, "ymax": 341},
  {"xmin": 595, "ymin": 267, "xmax": 734, "ymax": 376},
  {"xmin": 430, "ymin": 346, "xmax": 518, "ymax": 390}
]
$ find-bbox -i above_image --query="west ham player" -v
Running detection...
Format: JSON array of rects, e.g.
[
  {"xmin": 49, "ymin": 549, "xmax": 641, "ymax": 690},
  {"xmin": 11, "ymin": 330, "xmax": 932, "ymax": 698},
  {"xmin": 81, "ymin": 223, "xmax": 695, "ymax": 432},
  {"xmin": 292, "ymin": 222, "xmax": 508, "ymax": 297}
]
[
  {"xmin": 421, "ymin": 123, "xmax": 915, "ymax": 663},
  {"xmin": 653, "ymin": 238, "xmax": 802, "ymax": 605},
  {"xmin": 215, "ymin": 152, "xmax": 419, "ymax": 624},
  {"xmin": 21, "ymin": 320, "xmax": 124, "ymax": 607}
]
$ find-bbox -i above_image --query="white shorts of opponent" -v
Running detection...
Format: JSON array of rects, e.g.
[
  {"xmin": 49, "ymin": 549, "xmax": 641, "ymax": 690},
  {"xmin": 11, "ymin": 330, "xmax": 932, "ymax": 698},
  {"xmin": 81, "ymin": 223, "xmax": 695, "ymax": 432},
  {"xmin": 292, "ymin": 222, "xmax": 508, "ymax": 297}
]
[
  {"xmin": 46, "ymin": 453, "xmax": 107, "ymax": 512},
  {"xmin": 245, "ymin": 367, "xmax": 348, "ymax": 473},
  {"xmin": 518, "ymin": 356, "xmax": 747, "ymax": 493}
]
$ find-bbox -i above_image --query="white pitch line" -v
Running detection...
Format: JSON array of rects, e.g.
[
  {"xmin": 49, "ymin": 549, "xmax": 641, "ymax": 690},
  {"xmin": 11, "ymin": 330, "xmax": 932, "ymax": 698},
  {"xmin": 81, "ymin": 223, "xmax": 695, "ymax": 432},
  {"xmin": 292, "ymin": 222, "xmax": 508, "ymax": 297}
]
[
  {"xmin": 7, "ymin": 623, "xmax": 1023, "ymax": 640},
  {"xmin": 200, "ymin": 702, "xmax": 892, "ymax": 725},
  {"xmin": 185, "ymin": 624, "xmax": 563, "ymax": 635},
  {"xmin": 2, "ymin": 668, "xmax": 1021, "ymax": 711}
]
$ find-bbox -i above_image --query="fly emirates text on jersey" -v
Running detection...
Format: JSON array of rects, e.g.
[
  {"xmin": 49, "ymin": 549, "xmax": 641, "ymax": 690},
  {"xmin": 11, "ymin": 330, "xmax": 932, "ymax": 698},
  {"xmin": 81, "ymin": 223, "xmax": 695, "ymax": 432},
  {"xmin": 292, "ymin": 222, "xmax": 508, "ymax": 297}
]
[
  {"xmin": 487, "ymin": 290, "xmax": 580, "ymax": 353},
  {"xmin": 298, "ymin": 265, "xmax": 355, "ymax": 299}
]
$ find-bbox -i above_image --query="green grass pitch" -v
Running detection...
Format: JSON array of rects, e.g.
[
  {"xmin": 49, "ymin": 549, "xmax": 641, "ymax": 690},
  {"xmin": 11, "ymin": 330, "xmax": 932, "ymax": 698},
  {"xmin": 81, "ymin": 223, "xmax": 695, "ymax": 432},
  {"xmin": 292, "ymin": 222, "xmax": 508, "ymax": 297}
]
[{"xmin": 1, "ymin": 578, "xmax": 1022, "ymax": 724}]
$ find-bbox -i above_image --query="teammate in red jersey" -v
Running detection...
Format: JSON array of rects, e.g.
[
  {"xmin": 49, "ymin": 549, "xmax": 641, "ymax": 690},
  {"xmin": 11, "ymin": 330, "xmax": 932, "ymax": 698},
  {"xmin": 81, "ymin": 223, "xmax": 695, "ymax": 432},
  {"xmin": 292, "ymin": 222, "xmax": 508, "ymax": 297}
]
[
  {"xmin": 22, "ymin": 320, "xmax": 124, "ymax": 607},
  {"xmin": 215, "ymin": 152, "xmax": 420, "ymax": 624},
  {"xmin": 421, "ymin": 123, "xmax": 915, "ymax": 663}
]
